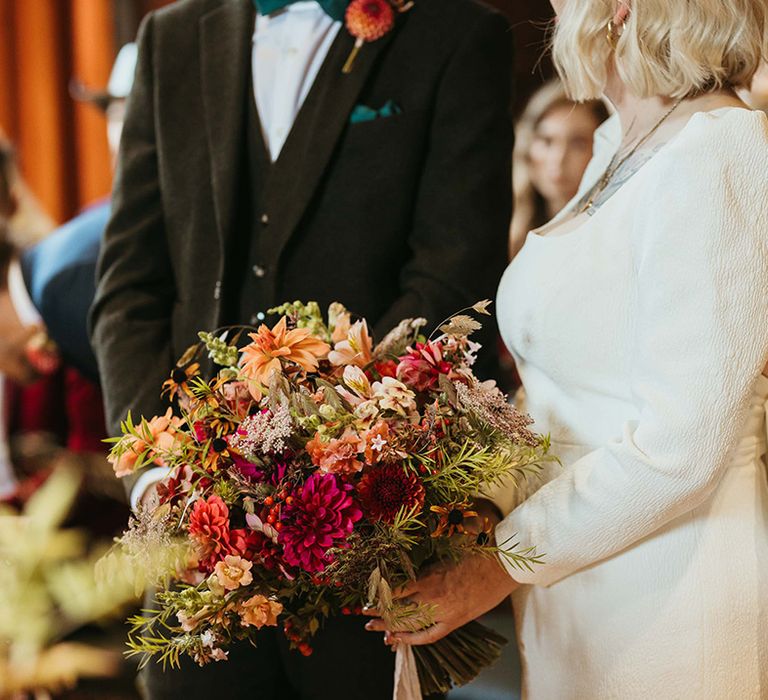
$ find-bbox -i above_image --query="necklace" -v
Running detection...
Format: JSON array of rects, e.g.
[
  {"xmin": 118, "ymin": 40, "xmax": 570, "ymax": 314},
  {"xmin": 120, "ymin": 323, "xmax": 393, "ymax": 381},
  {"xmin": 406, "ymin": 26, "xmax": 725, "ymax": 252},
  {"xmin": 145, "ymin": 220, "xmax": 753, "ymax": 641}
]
[{"xmin": 578, "ymin": 99, "xmax": 684, "ymax": 215}]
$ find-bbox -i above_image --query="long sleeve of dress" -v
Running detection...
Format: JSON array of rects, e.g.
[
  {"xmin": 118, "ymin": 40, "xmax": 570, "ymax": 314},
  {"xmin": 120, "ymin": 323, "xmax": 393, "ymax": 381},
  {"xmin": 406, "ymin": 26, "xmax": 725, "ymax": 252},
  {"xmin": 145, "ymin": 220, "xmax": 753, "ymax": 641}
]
[{"xmin": 496, "ymin": 111, "xmax": 768, "ymax": 587}]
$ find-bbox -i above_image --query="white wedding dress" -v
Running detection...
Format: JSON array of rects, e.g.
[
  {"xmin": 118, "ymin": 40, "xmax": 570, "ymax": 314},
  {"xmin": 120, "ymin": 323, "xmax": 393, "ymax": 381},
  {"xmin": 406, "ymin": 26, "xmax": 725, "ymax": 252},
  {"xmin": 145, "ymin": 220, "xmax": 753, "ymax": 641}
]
[{"xmin": 492, "ymin": 108, "xmax": 768, "ymax": 699}]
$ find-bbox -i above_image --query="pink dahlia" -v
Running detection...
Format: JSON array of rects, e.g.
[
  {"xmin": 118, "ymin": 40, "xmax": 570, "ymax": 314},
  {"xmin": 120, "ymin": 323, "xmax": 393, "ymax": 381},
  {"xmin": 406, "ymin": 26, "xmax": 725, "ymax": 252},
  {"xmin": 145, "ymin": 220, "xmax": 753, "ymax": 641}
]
[
  {"xmin": 397, "ymin": 341, "xmax": 454, "ymax": 392},
  {"xmin": 279, "ymin": 473, "xmax": 362, "ymax": 573}
]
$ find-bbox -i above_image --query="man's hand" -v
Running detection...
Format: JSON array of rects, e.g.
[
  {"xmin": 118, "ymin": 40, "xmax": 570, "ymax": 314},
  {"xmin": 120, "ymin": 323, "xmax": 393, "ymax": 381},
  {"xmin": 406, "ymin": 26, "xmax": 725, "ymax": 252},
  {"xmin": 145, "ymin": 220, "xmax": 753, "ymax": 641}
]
[{"xmin": 364, "ymin": 552, "xmax": 519, "ymax": 646}]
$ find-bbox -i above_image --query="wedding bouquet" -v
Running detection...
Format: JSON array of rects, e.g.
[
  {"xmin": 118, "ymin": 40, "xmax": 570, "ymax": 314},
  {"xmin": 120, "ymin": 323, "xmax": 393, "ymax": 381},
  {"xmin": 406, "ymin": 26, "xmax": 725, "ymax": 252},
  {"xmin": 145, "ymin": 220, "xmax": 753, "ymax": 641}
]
[{"xmin": 108, "ymin": 300, "xmax": 551, "ymax": 695}]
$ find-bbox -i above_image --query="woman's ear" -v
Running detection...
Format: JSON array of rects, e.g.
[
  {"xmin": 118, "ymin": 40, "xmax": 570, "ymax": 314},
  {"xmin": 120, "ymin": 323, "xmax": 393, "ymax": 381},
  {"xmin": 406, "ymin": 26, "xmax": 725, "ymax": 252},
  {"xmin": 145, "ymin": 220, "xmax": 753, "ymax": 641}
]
[{"xmin": 613, "ymin": 1, "xmax": 630, "ymax": 26}]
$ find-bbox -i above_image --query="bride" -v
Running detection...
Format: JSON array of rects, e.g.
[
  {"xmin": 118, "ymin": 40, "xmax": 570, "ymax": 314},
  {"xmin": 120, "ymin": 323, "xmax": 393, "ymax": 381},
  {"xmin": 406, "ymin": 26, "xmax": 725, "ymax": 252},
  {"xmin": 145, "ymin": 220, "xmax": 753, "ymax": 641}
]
[{"xmin": 365, "ymin": 0, "xmax": 768, "ymax": 696}]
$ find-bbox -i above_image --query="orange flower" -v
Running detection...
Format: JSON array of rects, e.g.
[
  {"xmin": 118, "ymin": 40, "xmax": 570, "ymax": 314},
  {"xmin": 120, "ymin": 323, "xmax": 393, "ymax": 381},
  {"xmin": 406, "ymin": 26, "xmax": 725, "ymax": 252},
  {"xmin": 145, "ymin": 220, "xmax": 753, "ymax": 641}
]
[
  {"xmin": 213, "ymin": 555, "xmax": 253, "ymax": 591},
  {"xmin": 329, "ymin": 302, "xmax": 352, "ymax": 344},
  {"xmin": 429, "ymin": 502, "xmax": 479, "ymax": 538},
  {"xmin": 306, "ymin": 428, "xmax": 365, "ymax": 475},
  {"xmin": 361, "ymin": 421, "xmax": 390, "ymax": 464},
  {"xmin": 109, "ymin": 409, "xmax": 186, "ymax": 477},
  {"xmin": 240, "ymin": 317, "xmax": 330, "ymax": 390},
  {"xmin": 328, "ymin": 320, "xmax": 373, "ymax": 368},
  {"xmin": 240, "ymin": 595, "xmax": 283, "ymax": 628}
]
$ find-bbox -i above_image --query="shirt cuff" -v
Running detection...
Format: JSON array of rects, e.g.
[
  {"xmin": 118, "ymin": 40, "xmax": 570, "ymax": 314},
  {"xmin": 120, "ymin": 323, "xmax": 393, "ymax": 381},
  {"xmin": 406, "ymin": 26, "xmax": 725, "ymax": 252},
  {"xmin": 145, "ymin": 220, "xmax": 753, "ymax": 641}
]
[
  {"xmin": 129, "ymin": 466, "xmax": 172, "ymax": 511},
  {"xmin": 7, "ymin": 258, "xmax": 42, "ymax": 327}
]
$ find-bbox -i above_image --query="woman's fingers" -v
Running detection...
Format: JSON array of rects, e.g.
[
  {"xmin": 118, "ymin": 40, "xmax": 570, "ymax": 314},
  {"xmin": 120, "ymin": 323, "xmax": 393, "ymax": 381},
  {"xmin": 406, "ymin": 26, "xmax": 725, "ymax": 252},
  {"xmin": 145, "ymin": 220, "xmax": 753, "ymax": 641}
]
[
  {"xmin": 392, "ymin": 580, "xmax": 419, "ymax": 600},
  {"xmin": 365, "ymin": 617, "xmax": 388, "ymax": 632},
  {"xmin": 392, "ymin": 622, "xmax": 451, "ymax": 646}
]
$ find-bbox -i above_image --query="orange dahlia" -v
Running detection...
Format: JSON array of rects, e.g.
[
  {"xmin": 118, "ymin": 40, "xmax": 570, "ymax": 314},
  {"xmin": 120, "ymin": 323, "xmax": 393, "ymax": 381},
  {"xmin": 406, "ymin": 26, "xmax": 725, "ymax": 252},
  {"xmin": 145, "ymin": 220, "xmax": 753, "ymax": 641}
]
[
  {"xmin": 240, "ymin": 317, "xmax": 330, "ymax": 387},
  {"xmin": 346, "ymin": 0, "xmax": 396, "ymax": 43}
]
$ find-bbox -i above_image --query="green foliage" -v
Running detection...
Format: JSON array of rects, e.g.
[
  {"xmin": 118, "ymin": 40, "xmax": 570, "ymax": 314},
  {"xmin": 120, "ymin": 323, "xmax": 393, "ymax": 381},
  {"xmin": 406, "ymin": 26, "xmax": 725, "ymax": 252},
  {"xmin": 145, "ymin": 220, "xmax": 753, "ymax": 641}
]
[
  {"xmin": 268, "ymin": 300, "xmax": 330, "ymax": 340},
  {"xmin": 198, "ymin": 331, "xmax": 240, "ymax": 368}
]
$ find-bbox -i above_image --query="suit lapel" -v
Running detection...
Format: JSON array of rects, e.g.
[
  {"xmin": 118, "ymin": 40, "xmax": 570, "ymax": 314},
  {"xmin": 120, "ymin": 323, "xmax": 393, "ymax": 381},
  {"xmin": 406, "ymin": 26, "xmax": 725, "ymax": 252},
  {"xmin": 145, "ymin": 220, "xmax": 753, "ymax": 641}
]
[
  {"xmin": 261, "ymin": 27, "xmax": 396, "ymax": 264},
  {"xmin": 200, "ymin": 0, "xmax": 254, "ymax": 250}
]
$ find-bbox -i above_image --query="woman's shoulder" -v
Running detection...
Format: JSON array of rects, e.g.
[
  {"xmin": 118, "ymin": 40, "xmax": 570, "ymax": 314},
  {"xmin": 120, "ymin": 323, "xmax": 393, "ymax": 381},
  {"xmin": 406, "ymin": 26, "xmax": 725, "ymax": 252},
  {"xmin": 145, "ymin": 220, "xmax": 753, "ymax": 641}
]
[{"xmin": 667, "ymin": 107, "xmax": 768, "ymax": 170}]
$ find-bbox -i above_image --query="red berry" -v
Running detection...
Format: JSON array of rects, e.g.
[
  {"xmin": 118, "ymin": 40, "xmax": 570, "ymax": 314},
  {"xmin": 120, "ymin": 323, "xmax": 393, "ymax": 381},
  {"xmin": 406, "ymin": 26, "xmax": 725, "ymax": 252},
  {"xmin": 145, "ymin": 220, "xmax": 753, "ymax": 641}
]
[{"xmin": 264, "ymin": 496, "xmax": 274, "ymax": 506}]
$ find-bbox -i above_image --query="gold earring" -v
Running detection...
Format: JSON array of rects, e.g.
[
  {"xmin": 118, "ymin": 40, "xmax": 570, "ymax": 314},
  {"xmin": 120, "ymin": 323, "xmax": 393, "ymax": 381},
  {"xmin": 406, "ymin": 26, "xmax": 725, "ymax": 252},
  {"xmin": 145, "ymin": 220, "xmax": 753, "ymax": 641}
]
[{"xmin": 606, "ymin": 19, "xmax": 623, "ymax": 50}]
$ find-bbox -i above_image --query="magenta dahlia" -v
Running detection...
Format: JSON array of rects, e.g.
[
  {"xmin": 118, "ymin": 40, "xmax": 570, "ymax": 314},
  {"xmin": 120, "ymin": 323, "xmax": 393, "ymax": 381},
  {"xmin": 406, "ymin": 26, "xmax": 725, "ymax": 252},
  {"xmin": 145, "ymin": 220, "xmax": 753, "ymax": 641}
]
[
  {"xmin": 278, "ymin": 473, "xmax": 362, "ymax": 573},
  {"xmin": 358, "ymin": 463, "xmax": 425, "ymax": 523}
]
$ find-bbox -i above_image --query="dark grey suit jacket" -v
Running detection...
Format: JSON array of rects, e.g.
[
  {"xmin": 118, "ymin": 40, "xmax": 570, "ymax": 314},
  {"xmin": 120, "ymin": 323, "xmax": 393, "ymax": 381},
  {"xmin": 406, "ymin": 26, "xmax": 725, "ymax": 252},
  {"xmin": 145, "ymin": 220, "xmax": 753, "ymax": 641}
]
[{"xmin": 91, "ymin": 0, "xmax": 514, "ymax": 493}]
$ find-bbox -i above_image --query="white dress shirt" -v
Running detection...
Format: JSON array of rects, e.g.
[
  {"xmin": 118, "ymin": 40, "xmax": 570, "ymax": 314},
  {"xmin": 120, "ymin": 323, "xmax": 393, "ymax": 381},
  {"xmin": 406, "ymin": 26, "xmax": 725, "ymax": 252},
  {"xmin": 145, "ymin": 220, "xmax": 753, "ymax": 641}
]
[
  {"xmin": 253, "ymin": 2, "xmax": 341, "ymax": 161},
  {"xmin": 131, "ymin": 2, "xmax": 341, "ymax": 508}
]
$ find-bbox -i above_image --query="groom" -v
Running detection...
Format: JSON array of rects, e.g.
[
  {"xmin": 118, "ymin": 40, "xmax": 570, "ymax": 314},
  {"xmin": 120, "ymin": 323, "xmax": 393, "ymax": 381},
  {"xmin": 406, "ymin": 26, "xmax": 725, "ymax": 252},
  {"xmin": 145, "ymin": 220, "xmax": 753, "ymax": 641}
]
[{"xmin": 91, "ymin": 0, "xmax": 513, "ymax": 697}]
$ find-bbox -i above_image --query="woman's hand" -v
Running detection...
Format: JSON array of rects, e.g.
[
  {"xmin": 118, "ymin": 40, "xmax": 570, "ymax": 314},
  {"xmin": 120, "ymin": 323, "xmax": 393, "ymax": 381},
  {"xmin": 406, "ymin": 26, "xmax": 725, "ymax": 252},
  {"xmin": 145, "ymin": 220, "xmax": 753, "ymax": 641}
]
[{"xmin": 363, "ymin": 553, "xmax": 519, "ymax": 646}]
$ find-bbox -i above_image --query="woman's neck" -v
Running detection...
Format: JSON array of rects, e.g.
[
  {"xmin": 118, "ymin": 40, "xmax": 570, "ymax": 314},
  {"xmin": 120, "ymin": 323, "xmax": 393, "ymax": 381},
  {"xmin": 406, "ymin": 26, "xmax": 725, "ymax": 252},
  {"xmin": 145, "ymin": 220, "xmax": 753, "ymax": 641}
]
[
  {"xmin": 603, "ymin": 65, "xmax": 745, "ymax": 148},
  {"xmin": 604, "ymin": 68, "xmax": 675, "ymax": 145}
]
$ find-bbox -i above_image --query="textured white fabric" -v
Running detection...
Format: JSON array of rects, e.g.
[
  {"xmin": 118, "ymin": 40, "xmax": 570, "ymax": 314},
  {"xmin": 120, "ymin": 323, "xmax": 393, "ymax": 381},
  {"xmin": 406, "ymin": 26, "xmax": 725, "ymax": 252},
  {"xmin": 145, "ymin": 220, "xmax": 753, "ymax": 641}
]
[
  {"xmin": 252, "ymin": 2, "xmax": 341, "ymax": 162},
  {"xmin": 496, "ymin": 108, "xmax": 768, "ymax": 698}
]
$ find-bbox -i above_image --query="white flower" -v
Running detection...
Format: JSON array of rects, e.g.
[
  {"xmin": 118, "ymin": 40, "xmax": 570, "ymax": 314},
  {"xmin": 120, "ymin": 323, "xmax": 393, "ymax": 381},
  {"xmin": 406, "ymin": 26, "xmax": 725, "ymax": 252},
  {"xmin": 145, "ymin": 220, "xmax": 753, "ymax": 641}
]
[
  {"xmin": 369, "ymin": 434, "xmax": 387, "ymax": 453},
  {"xmin": 372, "ymin": 376, "xmax": 417, "ymax": 416}
]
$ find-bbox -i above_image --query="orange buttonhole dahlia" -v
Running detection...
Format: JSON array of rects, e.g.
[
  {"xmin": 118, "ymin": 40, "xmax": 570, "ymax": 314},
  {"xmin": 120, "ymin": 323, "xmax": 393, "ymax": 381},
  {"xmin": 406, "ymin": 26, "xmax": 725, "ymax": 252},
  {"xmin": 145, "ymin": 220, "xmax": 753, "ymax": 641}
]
[{"xmin": 343, "ymin": 0, "xmax": 396, "ymax": 73}]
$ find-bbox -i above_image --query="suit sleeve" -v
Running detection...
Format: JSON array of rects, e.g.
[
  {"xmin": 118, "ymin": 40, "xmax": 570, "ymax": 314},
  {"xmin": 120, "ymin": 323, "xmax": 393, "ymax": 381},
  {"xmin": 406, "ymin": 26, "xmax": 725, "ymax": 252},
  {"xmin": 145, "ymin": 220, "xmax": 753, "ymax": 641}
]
[
  {"xmin": 90, "ymin": 13, "xmax": 175, "ymax": 491},
  {"xmin": 373, "ymin": 10, "xmax": 513, "ymax": 364},
  {"xmin": 496, "ymin": 123, "xmax": 768, "ymax": 587}
]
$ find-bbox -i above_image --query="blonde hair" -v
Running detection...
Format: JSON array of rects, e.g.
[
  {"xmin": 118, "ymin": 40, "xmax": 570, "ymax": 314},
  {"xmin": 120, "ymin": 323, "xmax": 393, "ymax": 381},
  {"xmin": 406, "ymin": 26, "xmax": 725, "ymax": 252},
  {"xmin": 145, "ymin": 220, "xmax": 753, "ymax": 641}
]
[
  {"xmin": 553, "ymin": 0, "xmax": 767, "ymax": 101},
  {"xmin": 510, "ymin": 80, "xmax": 608, "ymax": 257}
]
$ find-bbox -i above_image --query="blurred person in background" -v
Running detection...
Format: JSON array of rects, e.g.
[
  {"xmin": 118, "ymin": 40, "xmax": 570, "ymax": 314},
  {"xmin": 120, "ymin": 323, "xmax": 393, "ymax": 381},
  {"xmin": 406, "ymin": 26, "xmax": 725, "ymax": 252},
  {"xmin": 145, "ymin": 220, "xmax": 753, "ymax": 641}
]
[
  {"xmin": 509, "ymin": 80, "xmax": 609, "ymax": 257},
  {"xmin": 0, "ymin": 45, "xmax": 137, "ymax": 519}
]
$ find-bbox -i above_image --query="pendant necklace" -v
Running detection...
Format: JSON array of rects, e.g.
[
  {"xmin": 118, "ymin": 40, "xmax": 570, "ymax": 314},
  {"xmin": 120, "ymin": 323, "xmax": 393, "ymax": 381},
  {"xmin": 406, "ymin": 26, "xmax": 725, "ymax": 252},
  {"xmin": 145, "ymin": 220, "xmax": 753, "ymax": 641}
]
[{"xmin": 579, "ymin": 99, "xmax": 684, "ymax": 215}]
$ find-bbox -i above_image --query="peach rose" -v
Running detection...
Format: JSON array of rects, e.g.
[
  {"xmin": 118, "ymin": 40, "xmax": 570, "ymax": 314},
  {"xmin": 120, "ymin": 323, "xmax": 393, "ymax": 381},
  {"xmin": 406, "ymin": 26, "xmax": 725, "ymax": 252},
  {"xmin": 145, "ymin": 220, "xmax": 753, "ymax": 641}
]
[
  {"xmin": 213, "ymin": 555, "xmax": 254, "ymax": 591},
  {"xmin": 239, "ymin": 595, "xmax": 282, "ymax": 628}
]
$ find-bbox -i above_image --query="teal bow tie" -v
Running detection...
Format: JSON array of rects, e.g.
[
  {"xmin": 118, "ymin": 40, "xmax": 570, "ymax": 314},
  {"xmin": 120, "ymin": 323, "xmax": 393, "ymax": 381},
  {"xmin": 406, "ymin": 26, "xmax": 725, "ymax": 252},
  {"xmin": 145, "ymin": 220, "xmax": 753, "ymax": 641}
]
[{"xmin": 252, "ymin": 0, "xmax": 349, "ymax": 22}]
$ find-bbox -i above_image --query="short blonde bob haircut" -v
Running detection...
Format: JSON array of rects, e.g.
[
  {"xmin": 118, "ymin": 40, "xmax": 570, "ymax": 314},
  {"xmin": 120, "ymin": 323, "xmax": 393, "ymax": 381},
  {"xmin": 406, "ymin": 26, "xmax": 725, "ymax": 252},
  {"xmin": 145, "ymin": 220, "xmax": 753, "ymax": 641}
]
[{"xmin": 553, "ymin": 0, "xmax": 767, "ymax": 101}]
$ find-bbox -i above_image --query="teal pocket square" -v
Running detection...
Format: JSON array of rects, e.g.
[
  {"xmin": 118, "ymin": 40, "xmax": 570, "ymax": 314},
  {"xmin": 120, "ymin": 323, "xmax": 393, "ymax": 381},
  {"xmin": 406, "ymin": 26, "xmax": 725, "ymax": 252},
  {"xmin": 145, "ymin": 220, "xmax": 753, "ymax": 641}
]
[{"xmin": 349, "ymin": 100, "xmax": 403, "ymax": 124}]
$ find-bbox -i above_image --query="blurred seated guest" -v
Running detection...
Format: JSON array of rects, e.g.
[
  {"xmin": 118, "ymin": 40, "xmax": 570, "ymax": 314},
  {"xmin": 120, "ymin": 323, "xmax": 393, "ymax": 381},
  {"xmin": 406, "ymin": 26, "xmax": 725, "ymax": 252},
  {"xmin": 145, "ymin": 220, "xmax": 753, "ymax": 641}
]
[
  {"xmin": 509, "ymin": 80, "xmax": 609, "ymax": 257},
  {"xmin": 20, "ymin": 42, "xmax": 138, "ymax": 381},
  {"xmin": 0, "ymin": 44, "xmax": 137, "ymax": 516}
]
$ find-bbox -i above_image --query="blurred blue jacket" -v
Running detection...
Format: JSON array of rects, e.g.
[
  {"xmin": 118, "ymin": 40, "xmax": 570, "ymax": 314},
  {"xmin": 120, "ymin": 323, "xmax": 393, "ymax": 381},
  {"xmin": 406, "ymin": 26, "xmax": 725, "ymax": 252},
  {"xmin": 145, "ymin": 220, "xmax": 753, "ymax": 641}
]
[{"xmin": 20, "ymin": 202, "xmax": 107, "ymax": 383}]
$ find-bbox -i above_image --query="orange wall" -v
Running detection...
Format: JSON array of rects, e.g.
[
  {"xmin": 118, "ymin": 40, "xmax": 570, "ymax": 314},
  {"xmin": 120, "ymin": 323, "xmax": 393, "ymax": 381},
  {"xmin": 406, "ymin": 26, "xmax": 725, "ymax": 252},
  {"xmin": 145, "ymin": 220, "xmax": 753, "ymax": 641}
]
[{"xmin": 0, "ymin": 0, "xmax": 114, "ymax": 224}]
